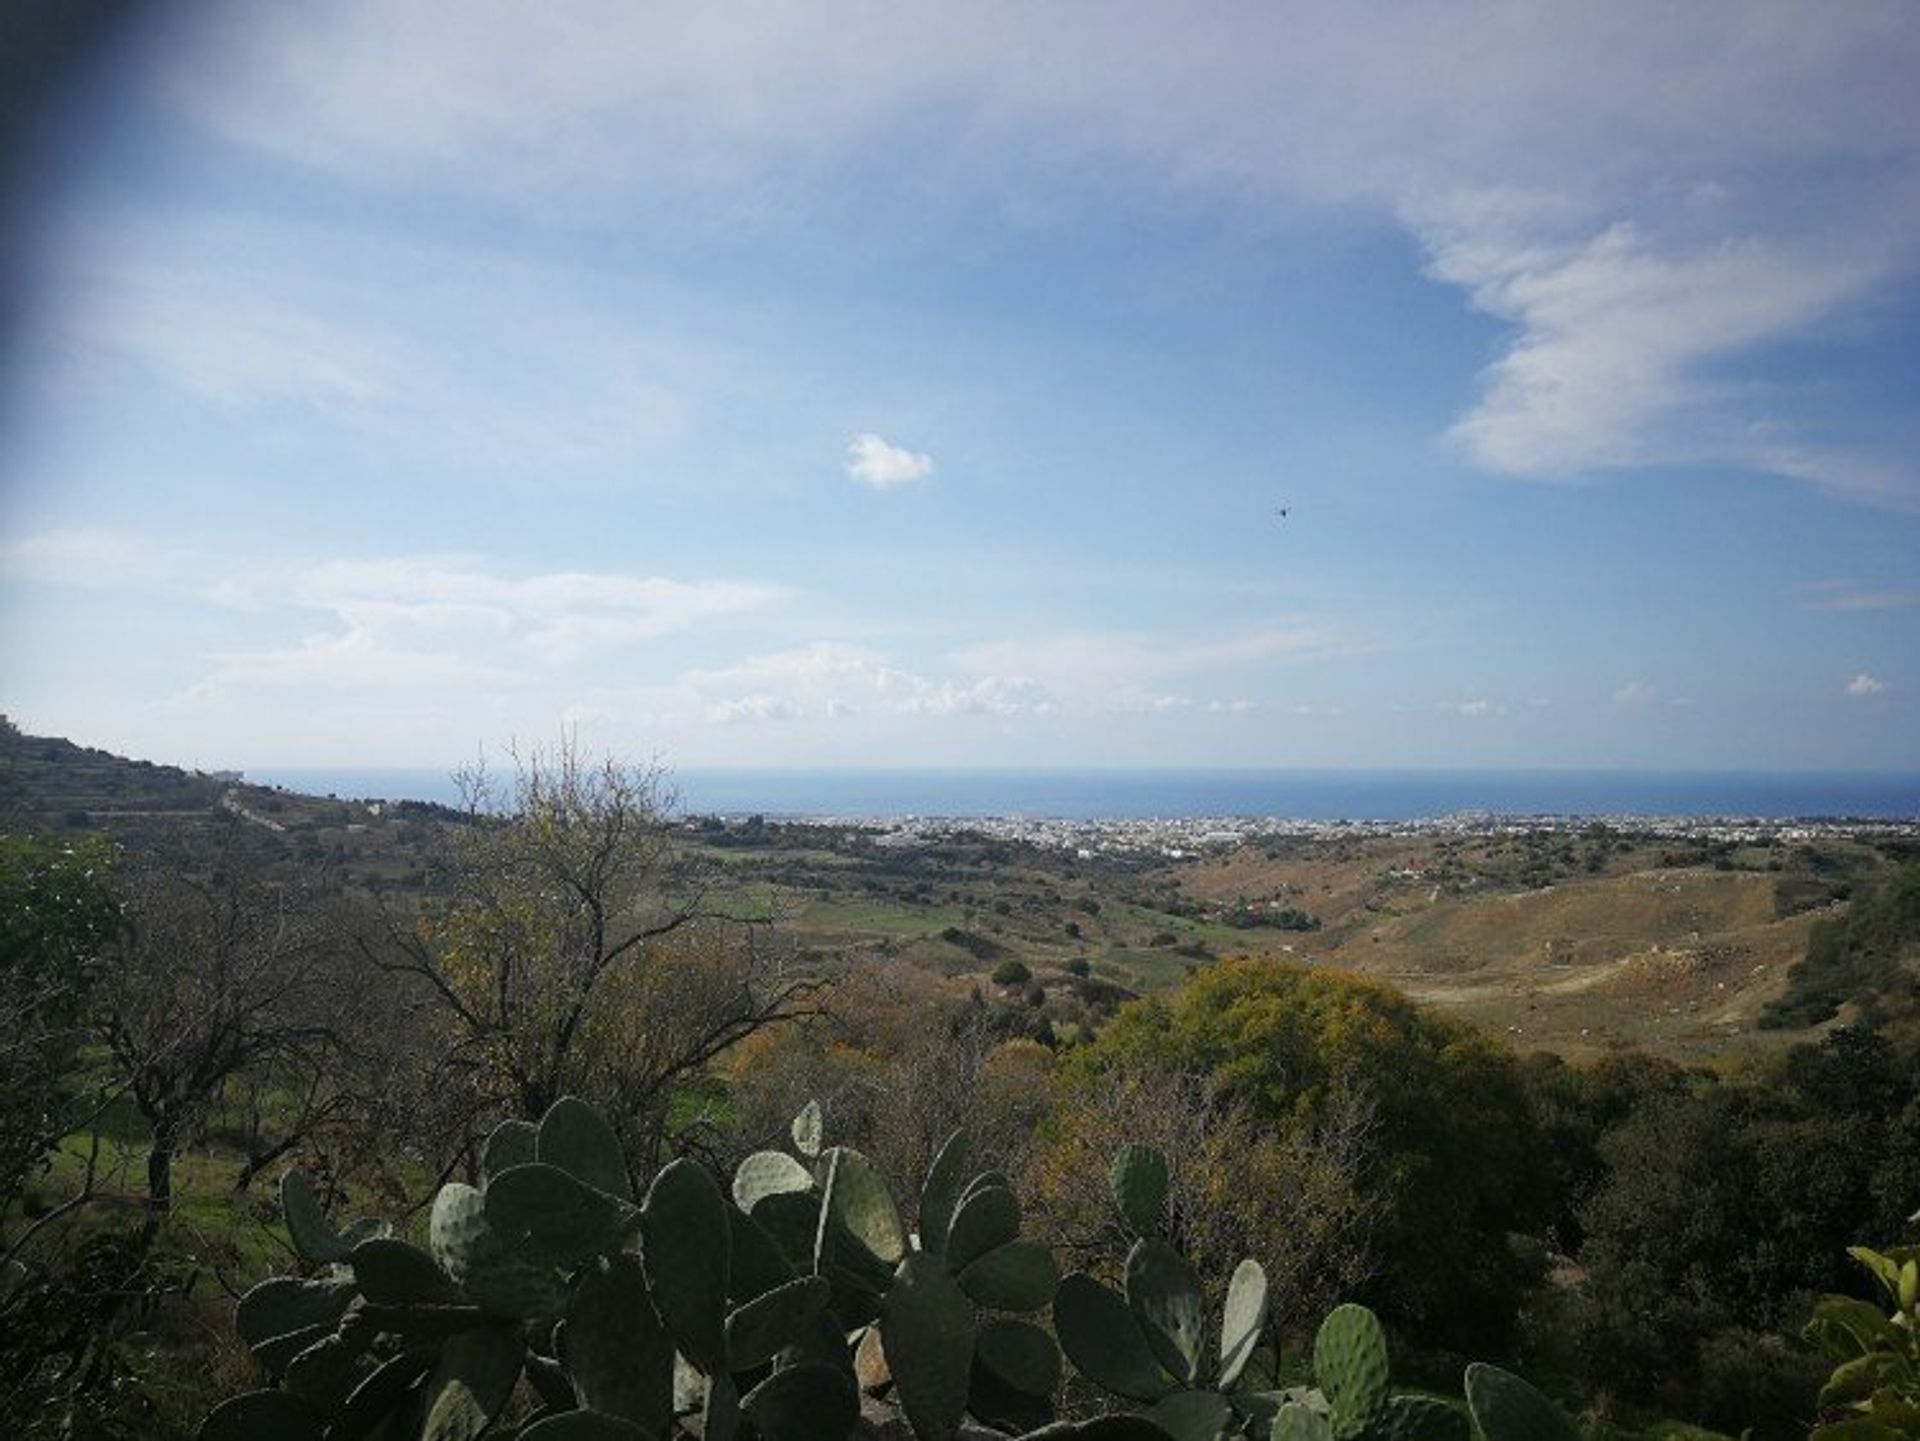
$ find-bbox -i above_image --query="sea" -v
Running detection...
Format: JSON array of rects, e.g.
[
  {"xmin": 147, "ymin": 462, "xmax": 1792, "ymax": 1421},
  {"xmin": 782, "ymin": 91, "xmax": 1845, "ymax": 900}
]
[{"xmin": 240, "ymin": 768, "xmax": 1920, "ymax": 823}]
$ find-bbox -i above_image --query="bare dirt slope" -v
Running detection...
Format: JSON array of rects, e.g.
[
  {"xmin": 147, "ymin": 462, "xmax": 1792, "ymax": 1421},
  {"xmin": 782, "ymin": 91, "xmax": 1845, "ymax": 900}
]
[{"xmin": 1171, "ymin": 838, "xmax": 1841, "ymax": 1063}]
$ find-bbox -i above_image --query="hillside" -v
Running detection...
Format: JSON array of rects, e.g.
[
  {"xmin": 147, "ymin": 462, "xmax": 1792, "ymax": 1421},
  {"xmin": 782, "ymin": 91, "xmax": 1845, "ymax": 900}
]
[{"xmin": 5, "ymin": 721, "xmax": 1913, "ymax": 1065}]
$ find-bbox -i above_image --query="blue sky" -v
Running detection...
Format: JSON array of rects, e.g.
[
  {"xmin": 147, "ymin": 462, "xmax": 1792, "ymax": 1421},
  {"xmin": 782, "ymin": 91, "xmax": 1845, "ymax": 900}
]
[{"xmin": 1, "ymin": 1, "xmax": 1916, "ymax": 771}]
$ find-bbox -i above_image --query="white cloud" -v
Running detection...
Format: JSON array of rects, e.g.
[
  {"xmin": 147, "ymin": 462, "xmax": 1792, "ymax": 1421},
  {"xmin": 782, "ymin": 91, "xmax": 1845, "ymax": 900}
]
[
  {"xmin": 1429, "ymin": 221, "xmax": 1886, "ymax": 484},
  {"xmin": 845, "ymin": 433, "xmax": 934, "ymax": 489},
  {"xmin": 954, "ymin": 625, "xmax": 1334, "ymax": 708},
  {"xmin": 685, "ymin": 642, "xmax": 1053, "ymax": 723},
  {"xmin": 197, "ymin": 555, "xmax": 783, "ymax": 692},
  {"xmin": 147, "ymin": 2, "xmax": 1920, "ymax": 504},
  {"xmin": 1847, "ymin": 673, "xmax": 1886, "ymax": 697},
  {"xmin": 0, "ymin": 529, "xmax": 186, "ymax": 588}
]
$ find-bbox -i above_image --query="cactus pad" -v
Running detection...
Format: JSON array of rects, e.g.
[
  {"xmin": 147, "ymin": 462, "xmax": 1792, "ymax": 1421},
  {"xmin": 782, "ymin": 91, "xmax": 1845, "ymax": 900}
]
[
  {"xmin": 823, "ymin": 1147, "xmax": 908, "ymax": 1265},
  {"xmin": 640, "ymin": 1158, "xmax": 732, "ymax": 1371},
  {"xmin": 1149, "ymin": 1390, "xmax": 1233, "ymax": 1441},
  {"xmin": 280, "ymin": 1171, "xmax": 351, "ymax": 1265},
  {"xmin": 1462, "ymin": 1363, "xmax": 1576, "ymax": 1441},
  {"xmin": 881, "ymin": 1253, "xmax": 977, "ymax": 1441},
  {"xmin": 740, "ymin": 1361, "xmax": 859, "ymax": 1441},
  {"xmin": 567, "ymin": 1253, "xmax": 674, "ymax": 1435},
  {"xmin": 430, "ymin": 1181, "xmax": 564, "ymax": 1319},
  {"xmin": 332, "ymin": 1349, "xmax": 436, "ymax": 1439},
  {"xmin": 1313, "ymin": 1303, "xmax": 1390, "ymax": 1436},
  {"xmin": 485, "ymin": 1162, "xmax": 632, "ymax": 1268},
  {"xmin": 956, "ymin": 1239, "xmax": 1058, "ymax": 1313},
  {"xmin": 916, "ymin": 1129, "xmax": 971, "ymax": 1259},
  {"xmin": 1125, "ymin": 1239, "xmax": 1206, "ymax": 1387},
  {"xmin": 520, "ymin": 1411, "xmax": 654, "ymax": 1439},
  {"xmin": 234, "ymin": 1276, "xmax": 356, "ymax": 1348},
  {"xmin": 725, "ymin": 1273, "xmax": 832, "ymax": 1370},
  {"xmin": 975, "ymin": 1317, "xmax": 1062, "ymax": 1397},
  {"xmin": 1271, "ymin": 1404, "xmax": 1335, "ymax": 1441},
  {"xmin": 537, "ymin": 1096, "xmax": 632, "ymax": 1201},
  {"xmin": 1375, "ymin": 1396, "xmax": 1469, "ymax": 1441},
  {"xmin": 481, "ymin": 1118, "xmax": 537, "ymax": 1180},
  {"xmin": 733, "ymin": 1150, "xmax": 815, "ymax": 1212},
  {"xmin": 198, "ymin": 1389, "xmax": 326, "ymax": 1441},
  {"xmin": 1053, "ymin": 1273, "xmax": 1174, "ymax": 1402},
  {"xmin": 421, "ymin": 1323, "xmax": 524, "ymax": 1441},
  {"xmin": 792, "ymin": 1100, "xmax": 824, "ymax": 1158},
  {"xmin": 1109, "ymin": 1145, "xmax": 1170, "ymax": 1235},
  {"xmin": 945, "ymin": 1185, "xmax": 1019, "ymax": 1271},
  {"xmin": 727, "ymin": 1203, "xmax": 798, "ymax": 1304},
  {"xmin": 1217, "ymin": 1259, "xmax": 1268, "ymax": 1389},
  {"xmin": 349, "ymin": 1237, "xmax": 461, "ymax": 1306}
]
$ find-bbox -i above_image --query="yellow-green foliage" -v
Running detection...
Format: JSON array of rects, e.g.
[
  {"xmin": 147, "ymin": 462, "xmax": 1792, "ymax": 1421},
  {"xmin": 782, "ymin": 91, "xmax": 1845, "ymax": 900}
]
[{"xmin": 1056, "ymin": 959, "xmax": 1546, "ymax": 1351}]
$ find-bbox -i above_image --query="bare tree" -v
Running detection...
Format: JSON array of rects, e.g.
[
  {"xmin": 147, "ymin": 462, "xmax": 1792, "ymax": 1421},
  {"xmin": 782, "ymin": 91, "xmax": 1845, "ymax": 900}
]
[
  {"xmin": 373, "ymin": 742, "xmax": 818, "ymax": 1174},
  {"xmin": 94, "ymin": 821, "xmax": 365, "ymax": 1210}
]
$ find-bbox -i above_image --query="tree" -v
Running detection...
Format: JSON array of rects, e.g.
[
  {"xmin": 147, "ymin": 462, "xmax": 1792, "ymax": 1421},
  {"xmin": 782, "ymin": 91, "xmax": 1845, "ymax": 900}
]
[
  {"xmin": 94, "ymin": 820, "xmax": 365, "ymax": 1210},
  {"xmin": 375, "ymin": 743, "xmax": 817, "ymax": 1173},
  {"xmin": 0, "ymin": 831, "xmax": 122, "ymax": 1216},
  {"xmin": 1059, "ymin": 958, "xmax": 1548, "ymax": 1352}
]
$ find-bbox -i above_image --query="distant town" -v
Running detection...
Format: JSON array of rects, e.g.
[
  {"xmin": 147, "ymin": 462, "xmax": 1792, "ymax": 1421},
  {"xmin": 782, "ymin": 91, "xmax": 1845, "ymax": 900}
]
[{"xmin": 700, "ymin": 808, "xmax": 1920, "ymax": 859}]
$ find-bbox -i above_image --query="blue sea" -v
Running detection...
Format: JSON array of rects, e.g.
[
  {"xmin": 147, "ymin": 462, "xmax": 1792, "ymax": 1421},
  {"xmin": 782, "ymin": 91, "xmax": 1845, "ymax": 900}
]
[{"xmin": 242, "ymin": 767, "xmax": 1920, "ymax": 823}]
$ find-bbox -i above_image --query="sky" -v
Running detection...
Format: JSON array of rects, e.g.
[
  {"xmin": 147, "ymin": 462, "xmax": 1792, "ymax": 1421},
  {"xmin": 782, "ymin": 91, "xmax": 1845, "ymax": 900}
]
[{"xmin": 1, "ymin": 1, "xmax": 1916, "ymax": 772}]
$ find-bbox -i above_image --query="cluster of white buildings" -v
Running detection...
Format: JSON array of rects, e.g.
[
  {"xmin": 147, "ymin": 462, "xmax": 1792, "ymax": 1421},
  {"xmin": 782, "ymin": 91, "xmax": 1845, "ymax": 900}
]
[{"xmin": 778, "ymin": 811, "xmax": 1920, "ymax": 860}]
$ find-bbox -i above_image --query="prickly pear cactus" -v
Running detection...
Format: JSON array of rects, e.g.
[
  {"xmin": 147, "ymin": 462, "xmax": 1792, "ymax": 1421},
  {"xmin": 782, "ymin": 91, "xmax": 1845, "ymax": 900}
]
[
  {"xmin": 1053, "ymin": 1144, "xmax": 1278, "ymax": 1441},
  {"xmin": 1269, "ymin": 1306, "xmax": 1471, "ymax": 1441},
  {"xmin": 201, "ymin": 1096, "xmax": 1557, "ymax": 1441},
  {"xmin": 730, "ymin": 1107, "xmax": 1065, "ymax": 1441},
  {"xmin": 1461, "ymin": 1364, "xmax": 1575, "ymax": 1441},
  {"xmin": 199, "ymin": 1097, "xmax": 855, "ymax": 1441}
]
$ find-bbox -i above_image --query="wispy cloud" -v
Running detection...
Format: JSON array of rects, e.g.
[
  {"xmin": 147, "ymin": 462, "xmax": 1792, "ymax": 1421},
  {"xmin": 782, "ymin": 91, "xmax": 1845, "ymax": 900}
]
[
  {"xmin": 0, "ymin": 529, "xmax": 188, "ymax": 588},
  {"xmin": 197, "ymin": 555, "xmax": 785, "ymax": 692},
  {"xmin": 1428, "ymin": 220, "xmax": 1891, "ymax": 490},
  {"xmin": 1802, "ymin": 581, "xmax": 1920, "ymax": 612},
  {"xmin": 685, "ymin": 642, "xmax": 1052, "ymax": 724},
  {"xmin": 149, "ymin": 2, "xmax": 1920, "ymax": 504},
  {"xmin": 845, "ymin": 433, "xmax": 934, "ymax": 489},
  {"xmin": 954, "ymin": 625, "xmax": 1335, "ymax": 707},
  {"xmin": 1847, "ymin": 673, "xmax": 1887, "ymax": 697},
  {"xmin": 46, "ymin": 226, "xmax": 695, "ymax": 471}
]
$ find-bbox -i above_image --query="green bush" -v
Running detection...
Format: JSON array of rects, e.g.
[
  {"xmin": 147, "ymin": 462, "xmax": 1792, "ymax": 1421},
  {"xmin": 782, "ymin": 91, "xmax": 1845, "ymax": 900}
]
[{"xmin": 991, "ymin": 959, "xmax": 1032, "ymax": 986}]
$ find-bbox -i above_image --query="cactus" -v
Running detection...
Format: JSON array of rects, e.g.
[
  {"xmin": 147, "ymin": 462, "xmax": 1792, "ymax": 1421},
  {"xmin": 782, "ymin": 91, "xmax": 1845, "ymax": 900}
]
[
  {"xmin": 1053, "ymin": 1143, "xmax": 1270, "ymax": 1438},
  {"xmin": 200, "ymin": 1096, "xmax": 854, "ymax": 1441},
  {"xmin": 1461, "ymin": 1364, "xmax": 1576, "ymax": 1441},
  {"xmin": 421, "ymin": 1324, "xmax": 524, "ymax": 1441},
  {"xmin": 731, "ymin": 1106, "xmax": 1063, "ymax": 1441},
  {"xmin": 565, "ymin": 1253, "xmax": 675, "ymax": 1435},
  {"xmin": 200, "ymin": 1095, "xmax": 1566, "ymax": 1441},
  {"xmin": 281, "ymin": 1170, "xmax": 390, "ymax": 1264},
  {"xmin": 1109, "ymin": 1145, "xmax": 1170, "ymax": 1235},
  {"xmin": 1313, "ymin": 1303, "xmax": 1389, "ymax": 1437}
]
